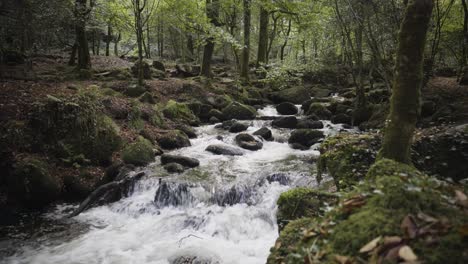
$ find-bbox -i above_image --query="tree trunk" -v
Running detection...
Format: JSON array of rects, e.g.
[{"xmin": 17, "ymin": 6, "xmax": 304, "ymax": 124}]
[
  {"xmin": 378, "ymin": 0, "xmax": 434, "ymax": 164},
  {"xmin": 257, "ymin": 4, "xmax": 269, "ymax": 66},
  {"xmin": 280, "ymin": 19, "xmax": 292, "ymax": 61},
  {"xmin": 75, "ymin": 0, "xmax": 91, "ymax": 70},
  {"xmin": 201, "ymin": 0, "xmax": 220, "ymax": 77},
  {"xmin": 461, "ymin": 0, "xmax": 468, "ymax": 76},
  {"xmin": 69, "ymin": 42, "xmax": 78, "ymax": 66},
  {"xmin": 105, "ymin": 24, "xmax": 111, "ymax": 56},
  {"xmin": 96, "ymin": 32, "xmax": 100, "ymax": 56},
  {"xmin": 352, "ymin": 12, "xmax": 368, "ymax": 125},
  {"xmin": 114, "ymin": 32, "xmax": 121, "ymax": 56},
  {"xmin": 240, "ymin": 0, "xmax": 251, "ymax": 81}
]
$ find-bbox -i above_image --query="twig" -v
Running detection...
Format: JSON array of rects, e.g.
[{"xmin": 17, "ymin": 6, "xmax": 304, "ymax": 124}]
[{"xmin": 177, "ymin": 234, "xmax": 203, "ymax": 248}]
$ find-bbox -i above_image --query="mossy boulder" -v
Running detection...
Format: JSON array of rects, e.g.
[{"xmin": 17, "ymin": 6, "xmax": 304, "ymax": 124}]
[
  {"xmin": 277, "ymin": 188, "xmax": 338, "ymax": 231},
  {"xmin": 269, "ymin": 159, "xmax": 468, "ymax": 264},
  {"xmin": 131, "ymin": 60, "xmax": 152, "ymax": 79},
  {"xmin": 270, "ymin": 86, "xmax": 311, "ymax": 104},
  {"xmin": 122, "ymin": 137, "xmax": 154, "ymax": 166},
  {"xmin": 158, "ymin": 130, "xmax": 191, "ymax": 150},
  {"xmin": 221, "ymin": 101, "xmax": 257, "ymax": 120},
  {"xmin": 288, "ymin": 129, "xmax": 324, "ymax": 150},
  {"xmin": 317, "ymin": 133, "xmax": 381, "ymax": 190},
  {"xmin": 162, "ymin": 100, "xmax": 199, "ymax": 124},
  {"xmin": 276, "ymin": 102, "xmax": 298, "ymax": 115},
  {"xmin": 306, "ymin": 103, "xmax": 332, "ymax": 120},
  {"xmin": 8, "ymin": 156, "xmax": 61, "ymax": 207},
  {"xmin": 30, "ymin": 92, "xmax": 122, "ymax": 165},
  {"xmin": 124, "ymin": 83, "xmax": 147, "ymax": 97}
]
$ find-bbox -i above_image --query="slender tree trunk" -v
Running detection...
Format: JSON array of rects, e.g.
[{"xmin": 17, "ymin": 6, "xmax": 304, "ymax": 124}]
[
  {"xmin": 96, "ymin": 32, "xmax": 100, "ymax": 56},
  {"xmin": 257, "ymin": 4, "xmax": 269, "ymax": 66},
  {"xmin": 353, "ymin": 15, "xmax": 367, "ymax": 125},
  {"xmin": 461, "ymin": 0, "xmax": 468, "ymax": 75},
  {"xmin": 105, "ymin": 24, "xmax": 111, "ymax": 56},
  {"xmin": 114, "ymin": 32, "xmax": 121, "ymax": 56},
  {"xmin": 187, "ymin": 34, "xmax": 194, "ymax": 61},
  {"xmin": 201, "ymin": 0, "xmax": 220, "ymax": 77},
  {"xmin": 75, "ymin": 0, "xmax": 91, "ymax": 70},
  {"xmin": 267, "ymin": 13, "xmax": 279, "ymax": 62},
  {"xmin": 280, "ymin": 19, "xmax": 292, "ymax": 61},
  {"xmin": 91, "ymin": 32, "xmax": 95, "ymax": 55},
  {"xmin": 133, "ymin": 0, "xmax": 145, "ymax": 86},
  {"xmin": 240, "ymin": 0, "xmax": 251, "ymax": 81},
  {"xmin": 378, "ymin": 0, "xmax": 434, "ymax": 164}
]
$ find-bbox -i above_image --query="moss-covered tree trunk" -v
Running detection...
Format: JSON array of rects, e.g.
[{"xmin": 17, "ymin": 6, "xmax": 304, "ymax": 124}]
[
  {"xmin": 201, "ymin": 0, "xmax": 220, "ymax": 77},
  {"xmin": 378, "ymin": 0, "xmax": 434, "ymax": 164},
  {"xmin": 257, "ymin": 3, "xmax": 269, "ymax": 66},
  {"xmin": 240, "ymin": 0, "xmax": 251, "ymax": 81}
]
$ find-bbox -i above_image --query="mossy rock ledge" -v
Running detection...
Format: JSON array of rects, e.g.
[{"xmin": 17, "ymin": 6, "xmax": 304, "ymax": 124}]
[{"xmin": 268, "ymin": 159, "xmax": 468, "ymax": 264}]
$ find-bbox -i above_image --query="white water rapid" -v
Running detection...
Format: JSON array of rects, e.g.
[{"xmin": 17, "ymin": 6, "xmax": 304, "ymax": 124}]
[{"xmin": 2, "ymin": 105, "xmax": 354, "ymax": 264}]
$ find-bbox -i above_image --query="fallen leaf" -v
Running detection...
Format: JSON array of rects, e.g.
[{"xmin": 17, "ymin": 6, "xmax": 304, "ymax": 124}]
[
  {"xmin": 401, "ymin": 215, "xmax": 418, "ymax": 239},
  {"xmin": 399, "ymin": 245, "xmax": 418, "ymax": 261},
  {"xmin": 342, "ymin": 195, "xmax": 366, "ymax": 213},
  {"xmin": 334, "ymin": 255, "xmax": 351, "ymax": 264},
  {"xmin": 275, "ymin": 241, "xmax": 282, "ymax": 249},
  {"xmin": 417, "ymin": 212, "xmax": 438, "ymax": 223},
  {"xmin": 455, "ymin": 190, "xmax": 468, "ymax": 208},
  {"xmin": 359, "ymin": 236, "xmax": 381, "ymax": 253},
  {"xmin": 381, "ymin": 244, "xmax": 404, "ymax": 262},
  {"xmin": 378, "ymin": 236, "xmax": 403, "ymax": 254},
  {"xmin": 303, "ymin": 229, "xmax": 318, "ymax": 238}
]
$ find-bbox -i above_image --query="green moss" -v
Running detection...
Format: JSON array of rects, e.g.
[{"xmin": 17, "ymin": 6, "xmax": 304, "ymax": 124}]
[
  {"xmin": 267, "ymin": 218, "xmax": 317, "ymax": 264},
  {"xmin": 221, "ymin": 101, "xmax": 257, "ymax": 120},
  {"xmin": 277, "ymin": 188, "xmax": 338, "ymax": 231},
  {"xmin": 9, "ymin": 156, "xmax": 61, "ymax": 207},
  {"xmin": 128, "ymin": 102, "xmax": 145, "ymax": 131},
  {"xmin": 149, "ymin": 105, "xmax": 165, "ymax": 127},
  {"xmin": 122, "ymin": 137, "xmax": 154, "ymax": 166},
  {"xmin": 162, "ymin": 100, "xmax": 198, "ymax": 122},
  {"xmin": 270, "ymin": 158, "xmax": 468, "ymax": 263},
  {"xmin": 317, "ymin": 134, "xmax": 380, "ymax": 190},
  {"xmin": 29, "ymin": 92, "xmax": 122, "ymax": 165},
  {"xmin": 306, "ymin": 103, "xmax": 332, "ymax": 119}
]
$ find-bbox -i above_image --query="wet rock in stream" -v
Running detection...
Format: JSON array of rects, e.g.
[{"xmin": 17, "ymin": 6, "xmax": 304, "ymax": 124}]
[
  {"xmin": 235, "ymin": 133, "xmax": 263, "ymax": 151},
  {"xmin": 205, "ymin": 144, "xmax": 244, "ymax": 156}
]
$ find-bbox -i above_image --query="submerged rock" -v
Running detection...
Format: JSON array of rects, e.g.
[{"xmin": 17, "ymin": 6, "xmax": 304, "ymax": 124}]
[
  {"xmin": 164, "ymin": 163, "xmax": 186, "ymax": 174},
  {"xmin": 235, "ymin": 133, "xmax": 263, "ymax": 151},
  {"xmin": 205, "ymin": 144, "xmax": 244, "ymax": 156},
  {"xmin": 276, "ymin": 102, "xmax": 298, "ymax": 115},
  {"xmin": 161, "ymin": 154, "xmax": 200, "ymax": 168},
  {"xmin": 154, "ymin": 182, "xmax": 194, "ymax": 208}
]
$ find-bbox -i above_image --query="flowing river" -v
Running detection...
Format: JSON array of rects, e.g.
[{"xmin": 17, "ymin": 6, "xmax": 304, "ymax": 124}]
[{"xmin": 1, "ymin": 105, "xmax": 353, "ymax": 264}]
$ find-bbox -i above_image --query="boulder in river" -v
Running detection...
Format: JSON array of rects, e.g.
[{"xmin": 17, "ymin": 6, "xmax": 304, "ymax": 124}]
[
  {"xmin": 161, "ymin": 154, "xmax": 200, "ymax": 168},
  {"xmin": 221, "ymin": 102, "xmax": 257, "ymax": 120},
  {"xmin": 297, "ymin": 119, "xmax": 324, "ymax": 129},
  {"xmin": 270, "ymin": 86, "xmax": 311, "ymax": 104},
  {"xmin": 306, "ymin": 103, "xmax": 332, "ymax": 120},
  {"xmin": 276, "ymin": 102, "xmax": 298, "ymax": 115},
  {"xmin": 206, "ymin": 144, "xmax": 244, "ymax": 156},
  {"xmin": 229, "ymin": 122, "xmax": 249, "ymax": 133},
  {"xmin": 272, "ymin": 116, "xmax": 298, "ymax": 129},
  {"xmin": 158, "ymin": 130, "xmax": 191, "ymax": 150},
  {"xmin": 288, "ymin": 129, "xmax": 325, "ymax": 149},
  {"xmin": 253, "ymin": 127, "xmax": 273, "ymax": 141},
  {"xmin": 235, "ymin": 133, "xmax": 263, "ymax": 151},
  {"xmin": 331, "ymin": 113, "xmax": 352, "ymax": 125}
]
